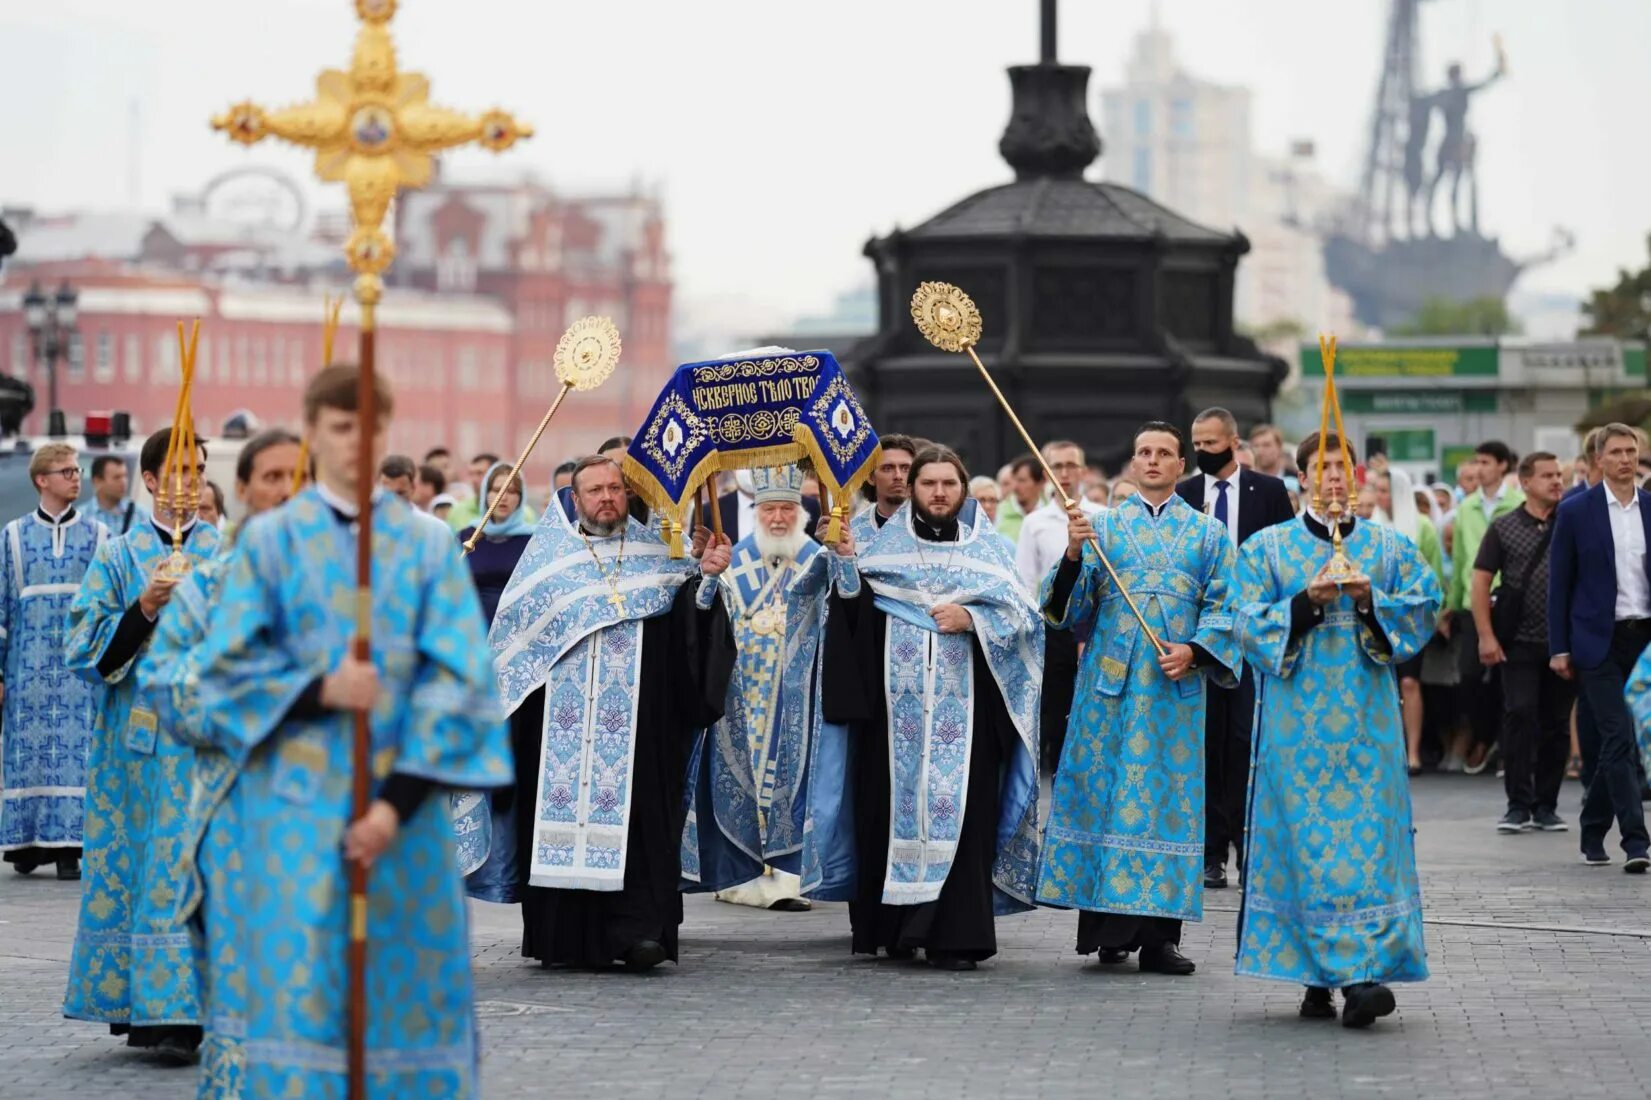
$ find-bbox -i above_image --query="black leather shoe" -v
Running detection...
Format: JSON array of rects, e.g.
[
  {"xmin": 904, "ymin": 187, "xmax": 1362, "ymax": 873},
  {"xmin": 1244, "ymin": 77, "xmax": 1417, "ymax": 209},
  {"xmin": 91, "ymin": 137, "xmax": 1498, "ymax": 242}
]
[
  {"xmin": 152, "ymin": 1034, "xmax": 201, "ymax": 1066},
  {"xmin": 56, "ymin": 855, "xmax": 80, "ymax": 882},
  {"xmin": 1095, "ymin": 948, "xmax": 1130, "ymax": 965},
  {"xmin": 927, "ymin": 952, "xmax": 978, "ymax": 972},
  {"xmin": 767, "ymin": 897, "xmax": 812, "ymax": 912},
  {"xmin": 886, "ymin": 946, "xmax": 917, "ymax": 961},
  {"xmin": 621, "ymin": 940, "xmax": 667, "ymax": 972},
  {"xmin": 1340, "ymin": 982, "xmax": 1396, "ymax": 1028},
  {"xmin": 1204, "ymin": 863, "xmax": 1228, "ymax": 889},
  {"xmin": 1138, "ymin": 943, "xmax": 1196, "ymax": 975},
  {"xmin": 1300, "ymin": 986, "xmax": 1336, "ymax": 1019}
]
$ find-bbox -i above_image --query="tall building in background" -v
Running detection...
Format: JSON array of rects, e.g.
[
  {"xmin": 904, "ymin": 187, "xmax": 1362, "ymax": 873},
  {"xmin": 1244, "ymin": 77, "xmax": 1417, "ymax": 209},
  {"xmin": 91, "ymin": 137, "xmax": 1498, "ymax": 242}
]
[
  {"xmin": 1099, "ymin": 21, "xmax": 1355, "ymax": 343},
  {"xmin": 1100, "ymin": 20, "xmax": 1252, "ymax": 234}
]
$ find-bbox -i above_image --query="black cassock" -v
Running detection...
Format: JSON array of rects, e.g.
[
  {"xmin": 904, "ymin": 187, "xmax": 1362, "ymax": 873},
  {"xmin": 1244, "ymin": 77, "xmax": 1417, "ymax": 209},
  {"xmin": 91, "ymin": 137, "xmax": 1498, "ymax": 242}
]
[
  {"xmin": 511, "ymin": 581, "xmax": 732, "ymax": 967},
  {"xmin": 823, "ymin": 582, "xmax": 1019, "ymax": 964}
]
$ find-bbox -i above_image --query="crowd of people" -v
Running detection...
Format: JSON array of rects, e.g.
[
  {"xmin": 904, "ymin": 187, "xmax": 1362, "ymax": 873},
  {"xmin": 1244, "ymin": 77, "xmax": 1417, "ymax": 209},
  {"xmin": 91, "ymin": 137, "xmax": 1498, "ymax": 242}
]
[{"xmin": 8, "ymin": 364, "xmax": 1651, "ymax": 1095}]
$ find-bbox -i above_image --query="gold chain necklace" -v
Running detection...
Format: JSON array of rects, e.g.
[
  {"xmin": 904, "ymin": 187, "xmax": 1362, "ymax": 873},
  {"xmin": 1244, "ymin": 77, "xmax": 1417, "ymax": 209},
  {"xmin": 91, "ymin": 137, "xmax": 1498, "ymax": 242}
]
[{"xmin": 579, "ymin": 524, "xmax": 629, "ymax": 610}]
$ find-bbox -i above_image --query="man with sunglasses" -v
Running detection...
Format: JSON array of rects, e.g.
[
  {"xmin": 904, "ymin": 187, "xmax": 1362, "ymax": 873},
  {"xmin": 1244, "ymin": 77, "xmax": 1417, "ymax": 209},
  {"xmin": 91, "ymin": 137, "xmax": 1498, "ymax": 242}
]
[{"xmin": 0, "ymin": 444, "xmax": 106, "ymax": 882}]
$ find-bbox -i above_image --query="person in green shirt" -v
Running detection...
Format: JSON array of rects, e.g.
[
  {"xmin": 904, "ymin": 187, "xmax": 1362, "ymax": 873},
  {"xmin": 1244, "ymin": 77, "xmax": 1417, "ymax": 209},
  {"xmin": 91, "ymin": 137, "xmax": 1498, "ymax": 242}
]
[
  {"xmin": 1441, "ymin": 441, "xmax": 1525, "ymax": 773},
  {"xmin": 998, "ymin": 453, "xmax": 1047, "ymax": 545}
]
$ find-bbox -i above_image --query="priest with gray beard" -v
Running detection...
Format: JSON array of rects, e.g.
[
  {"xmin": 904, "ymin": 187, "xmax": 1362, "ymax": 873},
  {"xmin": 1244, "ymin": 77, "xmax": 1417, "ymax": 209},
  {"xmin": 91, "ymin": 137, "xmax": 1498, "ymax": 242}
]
[
  {"xmin": 683, "ymin": 465, "xmax": 830, "ymax": 910},
  {"xmin": 489, "ymin": 455, "xmax": 735, "ymax": 971}
]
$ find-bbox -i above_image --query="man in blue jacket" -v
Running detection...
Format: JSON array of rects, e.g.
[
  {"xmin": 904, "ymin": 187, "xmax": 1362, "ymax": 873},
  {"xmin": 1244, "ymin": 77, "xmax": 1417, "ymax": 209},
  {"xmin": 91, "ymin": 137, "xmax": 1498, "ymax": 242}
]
[{"xmin": 1548, "ymin": 422, "xmax": 1651, "ymax": 870}]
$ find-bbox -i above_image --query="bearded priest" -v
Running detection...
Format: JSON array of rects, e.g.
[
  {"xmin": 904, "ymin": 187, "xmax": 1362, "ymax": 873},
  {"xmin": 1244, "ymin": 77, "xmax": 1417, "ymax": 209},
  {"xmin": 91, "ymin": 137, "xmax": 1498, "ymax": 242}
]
[
  {"xmin": 683, "ymin": 465, "xmax": 819, "ymax": 911},
  {"xmin": 490, "ymin": 454, "xmax": 735, "ymax": 971},
  {"xmin": 807, "ymin": 445, "xmax": 1043, "ymax": 971}
]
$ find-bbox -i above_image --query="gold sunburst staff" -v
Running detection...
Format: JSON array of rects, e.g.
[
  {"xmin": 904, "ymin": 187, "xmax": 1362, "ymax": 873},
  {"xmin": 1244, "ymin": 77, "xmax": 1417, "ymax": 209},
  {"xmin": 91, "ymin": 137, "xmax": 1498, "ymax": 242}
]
[
  {"xmin": 463, "ymin": 316, "xmax": 618, "ymax": 555},
  {"xmin": 290, "ymin": 295, "xmax": 346, "ymax": 496},
  {"xmin": 210, "ymin": 3, "xmax": 530, "ymax": 1095},
  {"xmin": 910, "ymin": 281, "xmax": 1167, "ymax": 656},
  {"xmin": 1310, "ymin": 334, "xmax": 1363, "ymax": 584},
  {"xmin": 155, "ymin": 320, "xmax": 202, "ymax": 581}
]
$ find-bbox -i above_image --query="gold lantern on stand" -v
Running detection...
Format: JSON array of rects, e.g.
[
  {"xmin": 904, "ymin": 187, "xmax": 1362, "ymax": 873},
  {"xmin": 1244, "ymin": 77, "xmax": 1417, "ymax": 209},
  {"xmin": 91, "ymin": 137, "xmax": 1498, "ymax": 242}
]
[{"xmin": 1309, "ymin": 334, "xmax": 1365, "ymax": 586}]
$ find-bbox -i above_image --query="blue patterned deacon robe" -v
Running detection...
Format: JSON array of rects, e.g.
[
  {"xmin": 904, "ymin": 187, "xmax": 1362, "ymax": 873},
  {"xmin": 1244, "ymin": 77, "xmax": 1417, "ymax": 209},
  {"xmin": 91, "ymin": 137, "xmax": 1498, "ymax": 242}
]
[
  {"xmin": 682, "ymin": 533, "xmax": 821, "ymax": 891},
  {"xmin": 137, "ymin": 549, "xmax": 239, "ymax": 1095},
  {"xmin": 804, "ymin": 501, "xmax": 1043, "ymax": 919},
  {"xmin": 1234, "ymin": 516, "xmax": 1440, "ymax": 988},
  {"xmin": 0, "ymin": 508, "xmax": 107, "ymax": 857},
  {"xmin": 182, "ymin": 489, "xmax": 510, "ymax": 1098},
  {"xmin": 63, "ymin": 518, "xmax": 220, "ymax": 1027},
  {"xmin": 1034, "ymin": 493, "xmax": 1239, "ymax": 924},
  {"xmin": 1626, "ymin": 653, "xmax": 1651, "ymax": 778}
]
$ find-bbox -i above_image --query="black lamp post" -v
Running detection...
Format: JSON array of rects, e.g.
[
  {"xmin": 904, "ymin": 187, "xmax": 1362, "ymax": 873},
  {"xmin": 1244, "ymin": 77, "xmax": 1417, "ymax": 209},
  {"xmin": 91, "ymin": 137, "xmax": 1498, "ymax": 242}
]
[{"xmin": 21, "ymin": 280, "xmax": 77, "ymax": 437}]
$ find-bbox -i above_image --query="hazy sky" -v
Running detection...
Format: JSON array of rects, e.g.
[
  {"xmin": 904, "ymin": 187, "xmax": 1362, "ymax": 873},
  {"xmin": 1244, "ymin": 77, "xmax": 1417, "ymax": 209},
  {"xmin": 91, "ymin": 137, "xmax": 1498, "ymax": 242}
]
[{"xmin": 4, "ymin": 0, "xmax": 1648, "ymax": 324}]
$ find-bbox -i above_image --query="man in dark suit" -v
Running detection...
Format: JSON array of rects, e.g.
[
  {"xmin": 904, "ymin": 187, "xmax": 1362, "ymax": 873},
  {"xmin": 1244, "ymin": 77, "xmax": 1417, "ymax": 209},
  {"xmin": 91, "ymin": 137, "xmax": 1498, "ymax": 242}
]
[
  {"xmin": 1178, "ymin": 407, "xmax": 1297, "ymax": 888},
  {"xmin": 1549, "ymin": 422, "xmax": 1651, "ymax": 870}
]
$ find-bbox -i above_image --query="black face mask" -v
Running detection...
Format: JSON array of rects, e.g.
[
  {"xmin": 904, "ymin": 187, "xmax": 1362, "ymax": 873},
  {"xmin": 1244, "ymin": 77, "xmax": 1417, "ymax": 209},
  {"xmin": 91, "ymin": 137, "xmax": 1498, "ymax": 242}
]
[{"xmin": 1194, "ymin": 447, "xmax": 1234, "ymax": 477}]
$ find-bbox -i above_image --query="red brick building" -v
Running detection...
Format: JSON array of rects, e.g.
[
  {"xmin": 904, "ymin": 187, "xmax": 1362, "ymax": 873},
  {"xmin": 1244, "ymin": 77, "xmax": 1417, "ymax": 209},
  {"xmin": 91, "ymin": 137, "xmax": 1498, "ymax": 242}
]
[{"xmin": 0, "ymin": 175, "xmax": 672, "ymax": 489}]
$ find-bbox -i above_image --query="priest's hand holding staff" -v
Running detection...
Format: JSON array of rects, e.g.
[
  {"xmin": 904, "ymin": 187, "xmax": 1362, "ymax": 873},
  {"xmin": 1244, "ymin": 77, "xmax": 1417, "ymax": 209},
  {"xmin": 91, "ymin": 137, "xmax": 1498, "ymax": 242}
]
[{"xmin": 1064, "ymin": 502, "xmax": 1095, "ymax": 563}]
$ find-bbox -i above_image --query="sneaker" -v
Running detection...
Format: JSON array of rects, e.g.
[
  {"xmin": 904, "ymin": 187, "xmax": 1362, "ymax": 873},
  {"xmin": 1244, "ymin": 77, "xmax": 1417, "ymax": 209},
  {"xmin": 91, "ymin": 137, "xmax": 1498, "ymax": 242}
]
[
  {"xmin": 1496, "ymin": 809, "xmax": 1531, "ymax": 833},
  {"xmin": 1582, "ymin": 847, "xmax": 1612, "ymax": 866},
  {"xmin": 1530, "ymin": 810, "xmax": 1568, "ymax": 832},
  {"xmin": 1463, "ymin": 744, "xmax": 1495, "ymax": 776},
  {"xmin": 1625, "ymin": 854, "xmax": 1650, "ymax": 875}
]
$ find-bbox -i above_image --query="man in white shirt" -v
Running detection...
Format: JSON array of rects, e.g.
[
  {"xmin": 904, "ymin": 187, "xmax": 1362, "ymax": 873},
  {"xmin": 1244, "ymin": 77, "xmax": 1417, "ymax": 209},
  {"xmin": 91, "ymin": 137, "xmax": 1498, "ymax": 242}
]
[
  {"xmin": 1016, "ymin": 442, "xmax": 1103, "ymax": 590},
  {"xmin": 1016, "ymin": 441, "xmax": 1102, "ymax": 775}
]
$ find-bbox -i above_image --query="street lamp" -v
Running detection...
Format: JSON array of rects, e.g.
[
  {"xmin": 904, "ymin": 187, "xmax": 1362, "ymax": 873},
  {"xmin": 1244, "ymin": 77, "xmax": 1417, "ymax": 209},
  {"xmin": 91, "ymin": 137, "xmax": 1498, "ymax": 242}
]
[{"xmin": 21, "ymin": 280, "xmax": 77, "ymax": 437}]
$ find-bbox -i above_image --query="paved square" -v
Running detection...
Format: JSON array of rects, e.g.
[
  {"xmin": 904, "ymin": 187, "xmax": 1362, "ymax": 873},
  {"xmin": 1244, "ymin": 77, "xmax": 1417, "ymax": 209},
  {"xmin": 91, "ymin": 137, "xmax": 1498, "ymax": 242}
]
[{"xmin": 3, "ymin": 776, "xmax": 1649, "ymax": 1097}]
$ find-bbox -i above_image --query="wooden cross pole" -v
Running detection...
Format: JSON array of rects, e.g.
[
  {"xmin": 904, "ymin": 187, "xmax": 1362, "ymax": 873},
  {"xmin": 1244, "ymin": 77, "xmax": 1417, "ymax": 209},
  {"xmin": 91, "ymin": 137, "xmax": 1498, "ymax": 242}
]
[{"xmin": 210, "ymin": 3, "xmax": 530, "ymax": 1096}]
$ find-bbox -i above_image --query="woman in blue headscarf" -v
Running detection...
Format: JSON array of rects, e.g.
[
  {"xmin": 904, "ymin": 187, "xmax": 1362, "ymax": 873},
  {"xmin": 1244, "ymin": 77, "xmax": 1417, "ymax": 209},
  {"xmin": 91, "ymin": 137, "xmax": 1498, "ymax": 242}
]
[
  {"xmin": 457, "ymin": 461, "xmax": 535, "ymax": 902},
  {"xmin": 459, "ymin": 462, "xmax": 535, "ymax": 624}
]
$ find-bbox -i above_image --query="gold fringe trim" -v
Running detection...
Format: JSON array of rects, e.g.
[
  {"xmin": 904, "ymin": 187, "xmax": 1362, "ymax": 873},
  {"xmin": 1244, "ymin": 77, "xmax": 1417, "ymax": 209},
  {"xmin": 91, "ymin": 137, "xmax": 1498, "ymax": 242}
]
[{"xmin": 621, "ymin": 436, "xmax": 881, "ymax": 557}]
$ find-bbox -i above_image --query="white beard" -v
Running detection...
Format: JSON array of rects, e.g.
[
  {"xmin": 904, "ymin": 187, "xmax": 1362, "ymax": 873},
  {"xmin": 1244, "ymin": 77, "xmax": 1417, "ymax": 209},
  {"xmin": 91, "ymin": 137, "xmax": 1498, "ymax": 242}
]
[{"xmin": 753, "ymin": 511, "xmax": 809, "ymax": 564}]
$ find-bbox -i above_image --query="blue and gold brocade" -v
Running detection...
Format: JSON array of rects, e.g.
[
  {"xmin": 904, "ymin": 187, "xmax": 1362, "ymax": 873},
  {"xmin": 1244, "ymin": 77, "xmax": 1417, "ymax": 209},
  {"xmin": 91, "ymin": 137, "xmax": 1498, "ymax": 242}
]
[
  {"xmin": 62, "ymin": 519, "xmax": 219, "ymax": 1026},
  {"xmin": 183, "ymin": 489, "xmax": 509, "ymax": 1097},
  {"xmin": 1233, "ymin": 518, "xmax": 1439, "ymax": 988},
  {"xmin": 1034, "ymin": 493, "xmax": 1239, "ymax": 922}
]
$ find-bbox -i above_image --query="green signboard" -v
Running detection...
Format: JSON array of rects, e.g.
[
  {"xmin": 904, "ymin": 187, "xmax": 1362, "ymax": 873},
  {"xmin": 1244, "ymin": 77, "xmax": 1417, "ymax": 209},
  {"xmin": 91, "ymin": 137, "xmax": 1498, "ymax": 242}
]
[
  {"xmin": 1627, "ymin": 345, "xmax": 1647, "ymax": 379},
  {"xmin": 1440, "ymin": 444, "xmax": 1478, "ymax": 473},
  {"xmin": 1372, "ymin": 427, "xmax": 1436, "ymax": 462},
  {"xmin": 1300, "ymin": 344, "xmax": 1499, "ymax": 378},
  {"xmin": 1340, "ymin": 390, "xmax": 1498, "ymax": 414}
]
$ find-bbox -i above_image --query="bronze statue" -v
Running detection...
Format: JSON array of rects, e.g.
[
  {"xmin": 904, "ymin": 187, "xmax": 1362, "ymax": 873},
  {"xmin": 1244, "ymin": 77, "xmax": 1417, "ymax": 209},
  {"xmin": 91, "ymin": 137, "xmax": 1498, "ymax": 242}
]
[{"xmin": 1414, "ymin": 39, "xmax": 1507, "ymax": 238}]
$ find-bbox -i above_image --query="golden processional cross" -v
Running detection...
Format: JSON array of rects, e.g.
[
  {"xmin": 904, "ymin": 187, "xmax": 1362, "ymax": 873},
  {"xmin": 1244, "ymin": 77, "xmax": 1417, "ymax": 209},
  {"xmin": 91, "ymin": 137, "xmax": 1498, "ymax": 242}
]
[{"xmin": 209, "ymin": 3, "xmax": 530, "ymax": 1097}]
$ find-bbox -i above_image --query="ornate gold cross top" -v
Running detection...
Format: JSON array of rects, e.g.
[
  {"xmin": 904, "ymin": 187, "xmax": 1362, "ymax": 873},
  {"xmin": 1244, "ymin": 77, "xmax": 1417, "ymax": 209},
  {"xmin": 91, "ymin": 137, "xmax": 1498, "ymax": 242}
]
[{"xmin": 211, "ymin": 0, "xmax": 531, "ymax": 297}]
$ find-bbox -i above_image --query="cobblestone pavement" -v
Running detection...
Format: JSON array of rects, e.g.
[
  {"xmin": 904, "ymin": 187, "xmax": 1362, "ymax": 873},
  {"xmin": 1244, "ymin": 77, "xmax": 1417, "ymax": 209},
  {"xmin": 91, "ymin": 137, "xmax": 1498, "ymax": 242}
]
[{"xmin": 4, "ymin": 775, "xmax": 1650, "ymax": 1097}]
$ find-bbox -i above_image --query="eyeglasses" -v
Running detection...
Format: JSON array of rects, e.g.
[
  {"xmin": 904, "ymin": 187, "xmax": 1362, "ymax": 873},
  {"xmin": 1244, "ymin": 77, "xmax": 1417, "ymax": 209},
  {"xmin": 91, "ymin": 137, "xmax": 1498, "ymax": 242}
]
[{"xmin": 47, "ymin": 467, "xmax": 82, "ymax": 480}]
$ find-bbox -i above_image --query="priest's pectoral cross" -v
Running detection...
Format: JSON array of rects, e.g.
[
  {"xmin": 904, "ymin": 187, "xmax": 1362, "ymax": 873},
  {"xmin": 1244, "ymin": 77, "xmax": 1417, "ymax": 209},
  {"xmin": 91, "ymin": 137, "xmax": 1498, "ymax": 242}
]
[{"xmin": 607, "ymin": 590, "xmax": 627, "ymax": 611}]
